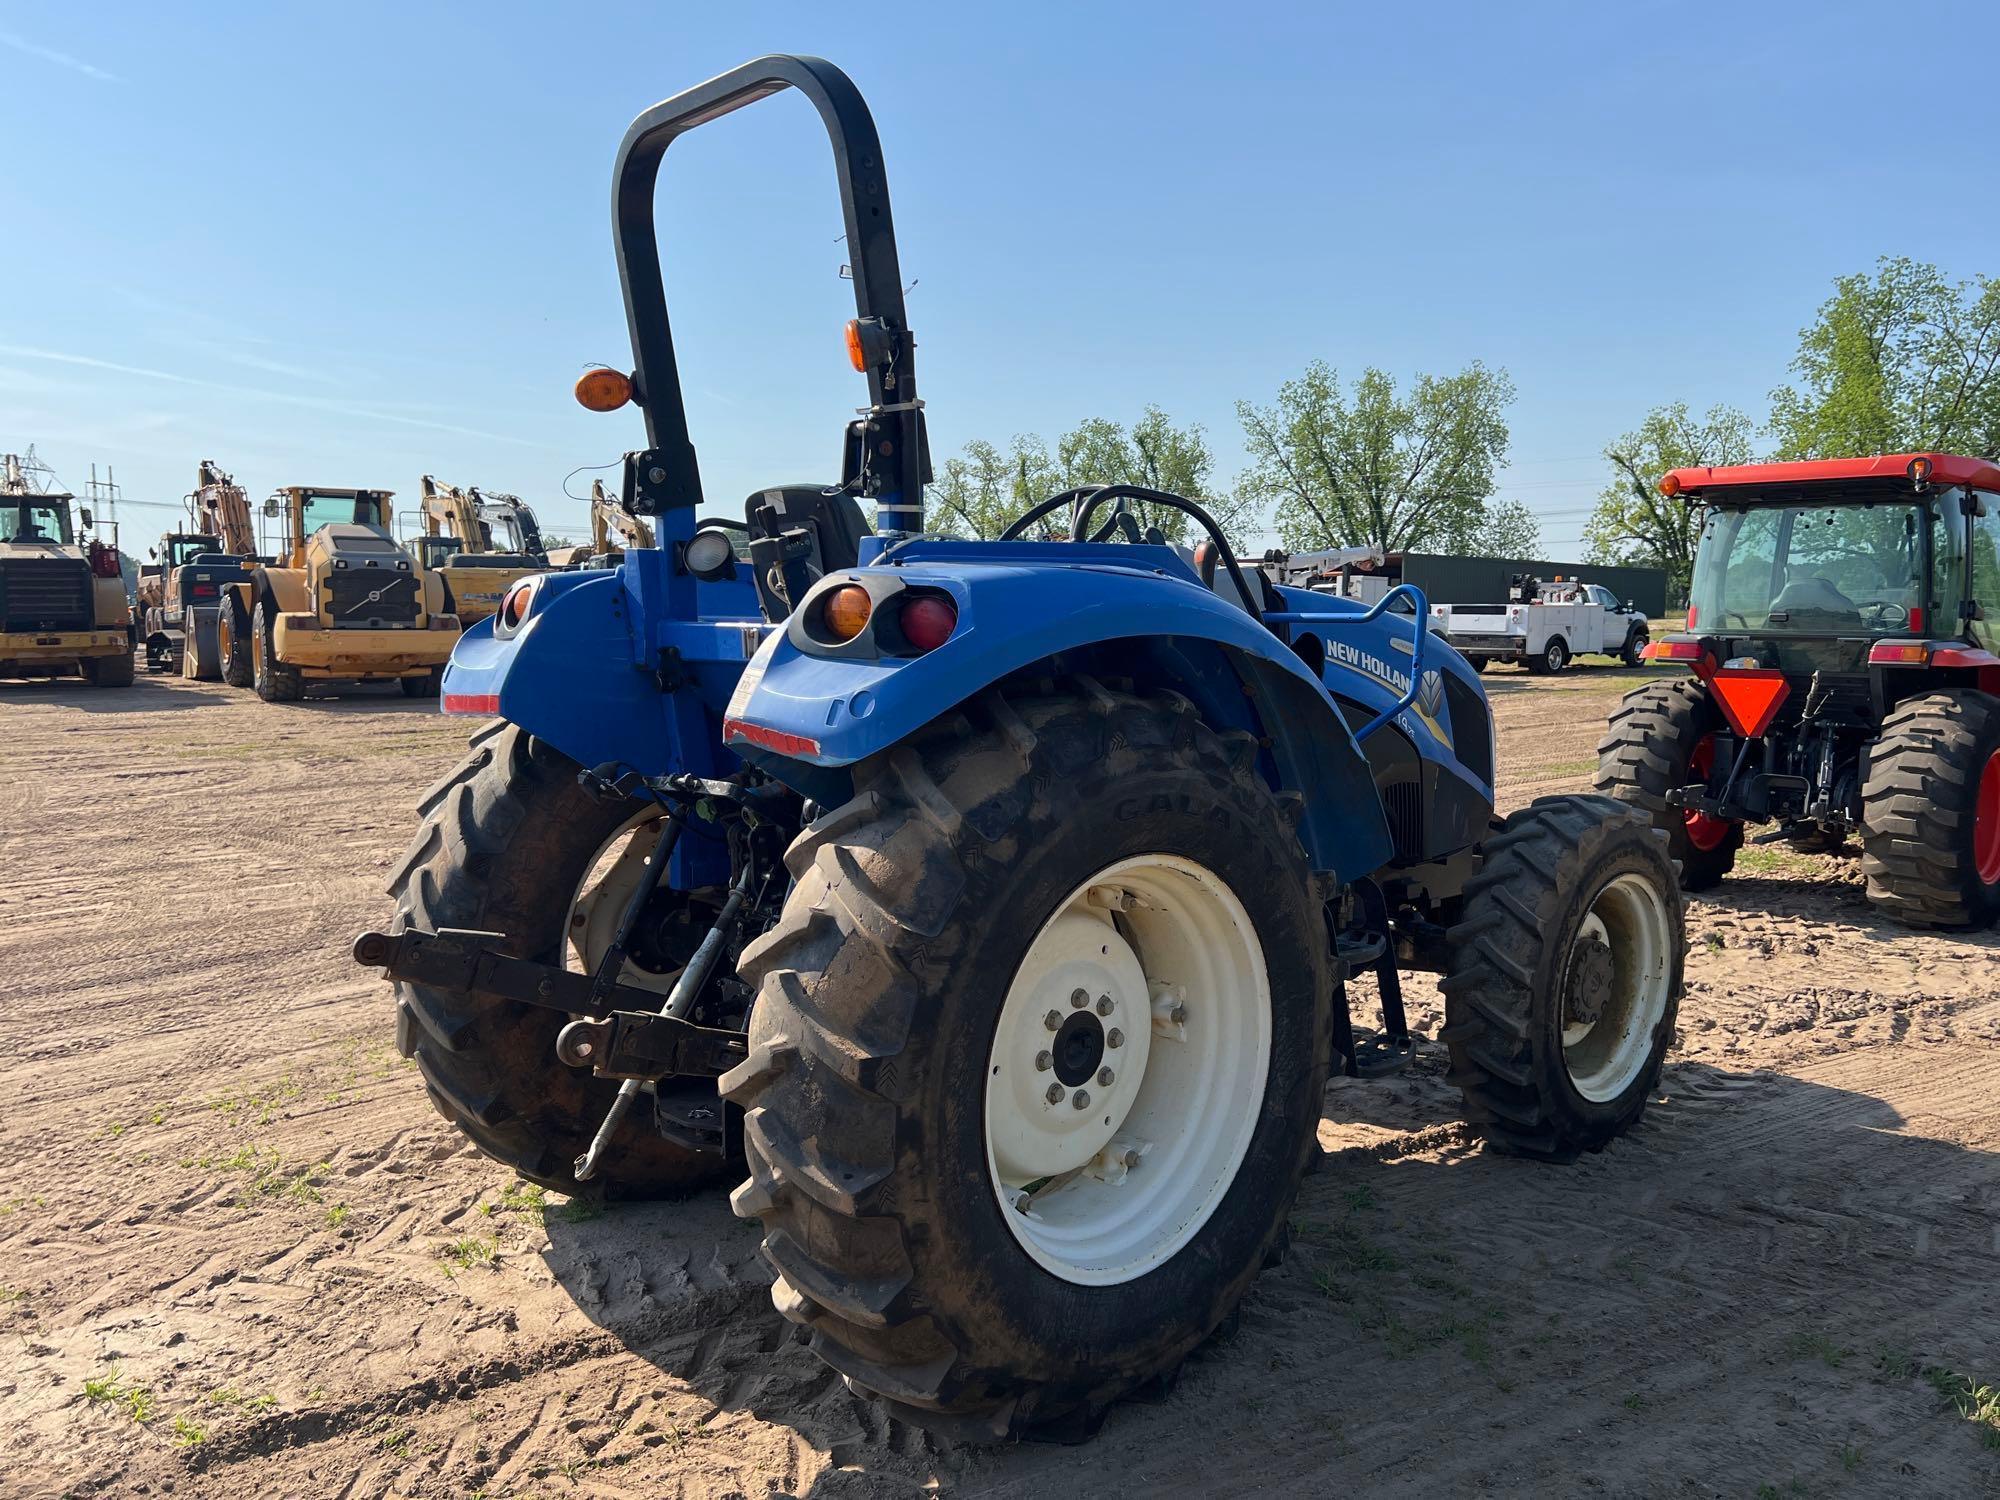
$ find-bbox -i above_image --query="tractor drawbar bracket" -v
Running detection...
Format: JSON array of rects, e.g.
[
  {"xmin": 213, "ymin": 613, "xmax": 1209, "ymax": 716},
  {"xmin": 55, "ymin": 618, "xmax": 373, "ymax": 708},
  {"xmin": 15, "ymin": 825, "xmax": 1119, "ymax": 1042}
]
[{"xmin": 350, "ymin": 927, "xmax": 747, "ymax": 1080}]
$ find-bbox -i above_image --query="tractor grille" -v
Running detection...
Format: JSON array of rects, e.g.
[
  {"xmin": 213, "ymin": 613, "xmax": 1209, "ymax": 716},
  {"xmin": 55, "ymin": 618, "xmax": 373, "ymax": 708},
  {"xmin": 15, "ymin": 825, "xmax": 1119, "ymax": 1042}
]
[
  {"xmin": 0, "ymin": 558, "xmax": 92, "ymax": 631},
  {"xmin": 325, "ymin": 569, "xmax": 420, "ymax": 628}
]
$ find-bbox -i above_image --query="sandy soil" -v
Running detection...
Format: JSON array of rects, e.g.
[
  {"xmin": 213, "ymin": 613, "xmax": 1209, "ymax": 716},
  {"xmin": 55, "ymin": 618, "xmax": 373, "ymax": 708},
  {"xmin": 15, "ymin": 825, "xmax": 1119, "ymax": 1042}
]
[{"xmin": 3, "ymin": 660, "xmax": 1999, "ymax": 1499}]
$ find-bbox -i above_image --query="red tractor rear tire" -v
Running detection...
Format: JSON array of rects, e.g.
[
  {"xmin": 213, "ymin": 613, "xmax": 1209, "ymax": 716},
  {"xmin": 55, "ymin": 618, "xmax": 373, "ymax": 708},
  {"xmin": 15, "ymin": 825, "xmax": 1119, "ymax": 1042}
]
[
  {"xmin": 1860, "ymin": 690, "xmax": 2000, "ymax": 929},
  {"xmin": 1594, "ymin": 681, "xmax": 1741, "ymax": 890}
]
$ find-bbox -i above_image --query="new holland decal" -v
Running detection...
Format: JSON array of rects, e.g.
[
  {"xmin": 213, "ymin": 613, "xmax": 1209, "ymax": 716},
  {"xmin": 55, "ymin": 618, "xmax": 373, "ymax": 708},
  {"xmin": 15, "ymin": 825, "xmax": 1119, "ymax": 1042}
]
[{"xmin": 1322, "ymin": 638, "xmax": 1453, "ymax": 746}]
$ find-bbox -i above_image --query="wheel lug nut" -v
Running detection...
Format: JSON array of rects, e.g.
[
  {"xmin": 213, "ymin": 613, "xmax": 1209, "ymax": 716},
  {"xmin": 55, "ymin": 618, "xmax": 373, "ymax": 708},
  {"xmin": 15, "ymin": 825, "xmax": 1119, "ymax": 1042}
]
[
  {"xmin": 1070, "ymin": 988, "xmax": 1089, "ymax": 1009},
  {"xmin": 1106, "ymin": 1027, "xmax": 1124, "ymax": 1048},
  {"xmin": 1035, "ymin": 1050, "xmax": 1053, "ymax": 1072},
  {"xmin": 1072, "ymin": 1089, "xmax": 1091, "ymax": 1110},
  {"xmin": 1096, "ymin": 995, "xmax": 1113, "ymax": 1016},
  {"xmin": 1097, "ymin": 1067, "xmax": 1114, "ymax": 1087},
  {"xmin": 1046, "ymin": 1083, "xmax": 1065, "ymax": 1105},
  {"xmin": 1044, "ymin": 1010, "xmax": 1062, "ymax": 1031}
]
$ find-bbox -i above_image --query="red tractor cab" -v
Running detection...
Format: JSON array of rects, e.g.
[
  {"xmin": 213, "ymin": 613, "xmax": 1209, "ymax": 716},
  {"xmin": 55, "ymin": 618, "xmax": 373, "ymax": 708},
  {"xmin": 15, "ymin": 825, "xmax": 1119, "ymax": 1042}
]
[{"xmin": 1597, "ymin": 452, "xmax": 2000, "ymax": 927}]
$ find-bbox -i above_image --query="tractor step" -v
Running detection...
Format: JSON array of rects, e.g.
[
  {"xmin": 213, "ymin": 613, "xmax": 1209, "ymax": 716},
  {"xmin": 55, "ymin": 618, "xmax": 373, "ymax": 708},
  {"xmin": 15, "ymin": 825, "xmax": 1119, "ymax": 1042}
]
[
  {"xmin": 1346, "ymin": 1029, "xmax": 1417, "ymax": 1079},
  {"xmin": 351, "ymin": 926, "xmax": 747, "ymax": 1080}
]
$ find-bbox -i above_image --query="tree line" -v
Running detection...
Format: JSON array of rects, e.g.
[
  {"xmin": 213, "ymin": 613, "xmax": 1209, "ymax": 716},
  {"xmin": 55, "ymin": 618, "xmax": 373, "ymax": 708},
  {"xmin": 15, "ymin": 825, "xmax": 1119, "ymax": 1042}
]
[{"xmin": 924, "ymin": 256, "xmax": 2000, "ymax": 601}]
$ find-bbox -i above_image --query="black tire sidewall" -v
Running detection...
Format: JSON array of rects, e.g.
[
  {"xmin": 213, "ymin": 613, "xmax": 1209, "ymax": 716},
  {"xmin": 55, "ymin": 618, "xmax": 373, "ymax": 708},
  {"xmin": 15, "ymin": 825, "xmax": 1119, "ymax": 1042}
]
[
  {"xmin": 1544, "ymin": 637, "xmax": 1568, "ymax": 673},
  {"xmin": 1530, "ymin": 838, "xmax": 1682, "ymax": 1130},
  {"xmin": 898, "ymin": 750, "xmax": 1326, "ymax": 1395}
]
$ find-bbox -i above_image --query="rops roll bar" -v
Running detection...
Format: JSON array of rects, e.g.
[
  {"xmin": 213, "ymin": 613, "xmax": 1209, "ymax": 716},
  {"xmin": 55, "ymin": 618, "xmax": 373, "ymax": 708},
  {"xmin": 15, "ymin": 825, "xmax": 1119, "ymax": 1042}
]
[{"xmin": 612, "ymin": 55, "xmax": 926, "ymax": 531}]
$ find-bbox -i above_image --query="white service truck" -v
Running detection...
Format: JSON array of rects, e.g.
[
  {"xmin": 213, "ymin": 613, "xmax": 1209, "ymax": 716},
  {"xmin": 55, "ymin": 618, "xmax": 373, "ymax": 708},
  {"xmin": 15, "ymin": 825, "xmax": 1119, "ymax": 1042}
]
[{"xmin": 1429, "ymin": 577, "xmax": 1649, "ymax": 674}]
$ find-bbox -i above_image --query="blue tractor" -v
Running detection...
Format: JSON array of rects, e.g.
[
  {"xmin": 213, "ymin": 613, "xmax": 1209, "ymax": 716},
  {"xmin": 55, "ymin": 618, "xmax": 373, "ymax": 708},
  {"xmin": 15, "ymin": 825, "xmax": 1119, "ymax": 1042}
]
[{"xmin": 355, "ymin": 56, "xmax": 1684, "ymax": 1440}]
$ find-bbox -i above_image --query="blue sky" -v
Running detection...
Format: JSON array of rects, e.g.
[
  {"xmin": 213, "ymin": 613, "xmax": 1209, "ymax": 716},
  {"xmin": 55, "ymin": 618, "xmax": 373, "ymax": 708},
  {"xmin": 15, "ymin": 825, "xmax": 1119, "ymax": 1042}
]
[{"xmin": 4, "ymin": 1, "xmax": 1996, "ymax": 557}]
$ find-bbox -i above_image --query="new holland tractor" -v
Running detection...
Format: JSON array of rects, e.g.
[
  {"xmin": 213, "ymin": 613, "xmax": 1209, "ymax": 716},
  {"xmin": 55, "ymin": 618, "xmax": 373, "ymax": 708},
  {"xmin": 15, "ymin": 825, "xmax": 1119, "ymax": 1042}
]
[
  {"xmin": 355, "ymin": 56, "xmax": 1683, "ymax": 1439},
  {"xmin": 1598, "ymin": 452, "xmax": 2000, "ymax": 928}
]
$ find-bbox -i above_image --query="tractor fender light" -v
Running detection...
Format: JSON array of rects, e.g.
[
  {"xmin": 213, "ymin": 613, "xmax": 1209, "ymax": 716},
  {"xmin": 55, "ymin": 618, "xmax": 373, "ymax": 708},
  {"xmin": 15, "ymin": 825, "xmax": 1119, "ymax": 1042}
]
[
  {"xmin": 574, "ymin": 367, "xmax": 634, "ymax": 412},
  {"xmin": 1644, "ymin": 639, "xmax": 1707, "ymax": 662},
  {"xmin": 496, "ymin": 578, "xmax": 540, "ymax": 635},
  {"xmin": 820, "ymin": 583, "xmax": 873, "ymax": 643},
  {"xmin": 899, "ymin": 594, "xmax": 958, "ymax": 652},
  {"xmin": 684, "ymin": 526, "xmax": 737, "ymax": 582},
  {"xmin": 1869, "ymin": 641, "xmax": 1932, "ymax": 665}
]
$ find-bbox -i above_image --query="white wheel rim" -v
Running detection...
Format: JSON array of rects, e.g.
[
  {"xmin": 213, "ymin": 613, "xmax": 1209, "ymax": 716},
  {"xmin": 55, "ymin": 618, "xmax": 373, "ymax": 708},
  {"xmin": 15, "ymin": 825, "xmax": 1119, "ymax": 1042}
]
[
  {"xmin": 983, "ymin": 854, "xmax": 1271, "ymax": 1286},
  {"xmin": 1561, "ymin": 872, "xmax": 1672, "ymax": 1102},
  {"xmin": 565, "ymin": 812, "xmax": 676, "ymax": 996}
]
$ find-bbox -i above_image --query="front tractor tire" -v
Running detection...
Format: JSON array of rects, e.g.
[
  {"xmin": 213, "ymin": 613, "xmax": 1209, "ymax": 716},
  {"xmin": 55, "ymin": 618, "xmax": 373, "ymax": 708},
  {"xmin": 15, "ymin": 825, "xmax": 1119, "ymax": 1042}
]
[
  {"xmin": 1442, "ymin": 795, "xmax": 1682, "ymax": 1160},
  {"xmin": 723, "ymin": 681, "xmax": 1331, "ymax": 1438},
  {"xmin": 1595, "ymin": 680, "xmax": 1741, "ymax": 889},
  {"xmin": 1861, "ymin": 690, "xmax": 2000, "ymax": 929},
  {"xmin": 251, "ymin": 600, "xmax": 305, "ymax": 703},
  {"xmin": 81, "ymin": 650, "xmax": 135, "ymax": 688},
  {"xmin": 387, "ymin": 724, "xmax": 730, "ymax": 1198},
  {"xmin": 218, "ymin": 599, "xmax": 253, "ymax": 688}
]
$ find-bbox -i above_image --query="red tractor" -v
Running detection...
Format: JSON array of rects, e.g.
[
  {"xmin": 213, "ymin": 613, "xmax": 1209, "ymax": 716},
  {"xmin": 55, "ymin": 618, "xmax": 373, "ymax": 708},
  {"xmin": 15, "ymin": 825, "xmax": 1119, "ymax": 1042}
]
[{"xmin": 1597, "ymin": 452, "xmax": 2000, "ymax": 928}]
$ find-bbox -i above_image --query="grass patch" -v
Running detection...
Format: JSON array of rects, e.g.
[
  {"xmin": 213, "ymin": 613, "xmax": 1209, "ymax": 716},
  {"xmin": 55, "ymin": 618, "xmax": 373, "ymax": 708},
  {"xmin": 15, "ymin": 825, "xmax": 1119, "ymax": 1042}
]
[
  {"xmin": 1925, "ymin": 1367, "xmax": 2000, "ymax": 1449},
  {"xmin": 207, "ymin": 1386, "xmax": 277, "ymax": 1414},
  {"xmin": 1787, "ymin": 1331, "xmax": 1851, "ymax": 1368},
  {"xmin": 83, "ymin": 1368, "xmax": 157, "ymax": 1425},
  {"xmin": 443, "ymin": 1235, "xmax": 497, "ymax": 1275},
  {"xmin": 1622, "ymin": 1392, "xmax": 1645, "ymax": 1412},
  {"xmin": 0, "ymin": 1286, "xmax": 23, "ymax": 1304},
  {"xmin": 170, "ymin": 1414, "xmax": 207, "ymax": 1447},
  {"xmin": 481, "ymin": 1181, "xmax": 550, "ymax": 1227},
  {"xmin": 324, "ymin": 1204, "xmax": 351, "ymax": 1228},
  {"xmin": 195, "ymin": 1145, "xmax": 329, "ymax": 1205},
  {"xmin": 553, "ymin": 1197, "xmax": 602, "ymax": 1225},
  {"xmin": 1537, "ymin": 758, "xmax": 1599, "ymax": 777},
  {"xmin": 1839, "ymin": 1442, "xmax": 1864, "ymax": 1472},
  {"xmin": 1735, "ymin": 846, "xmax": 1823, "ymax": 877}
]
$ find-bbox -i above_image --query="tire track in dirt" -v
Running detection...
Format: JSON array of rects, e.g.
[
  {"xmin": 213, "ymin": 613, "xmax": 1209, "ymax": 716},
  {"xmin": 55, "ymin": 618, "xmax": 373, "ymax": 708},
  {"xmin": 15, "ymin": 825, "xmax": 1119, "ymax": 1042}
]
[{"xmin": 6, "ymin": 668, "xmax": 2000, "ymax": 1497}]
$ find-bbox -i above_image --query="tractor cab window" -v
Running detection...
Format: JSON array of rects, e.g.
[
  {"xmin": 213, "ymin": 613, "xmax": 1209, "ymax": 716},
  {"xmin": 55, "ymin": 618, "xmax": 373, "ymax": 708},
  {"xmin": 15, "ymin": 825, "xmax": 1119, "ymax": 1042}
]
[
  {"xmin": 0, "ymin": 502, "xmax": 74, "ymax": 543},
  {"xmin": 298, "ymin": 493, "xmax": 384, "ymax": 533},
  {"xmin": 1689, "ymin": 501, "xmax": 1927, "ymax": 636},
  {"xmin": 1966, "ymin": 491, "xmax": 2000, "ymax": 652},
  {"xmin": 168, "ymin": 536, "xmax": 222, "ymax": 568}
]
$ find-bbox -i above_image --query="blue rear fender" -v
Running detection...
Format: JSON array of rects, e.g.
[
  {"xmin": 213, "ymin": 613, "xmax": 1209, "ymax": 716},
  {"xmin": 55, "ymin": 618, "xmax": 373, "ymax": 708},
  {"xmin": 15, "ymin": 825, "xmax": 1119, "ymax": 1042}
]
[{"xmin": 724, "ymin": 551, "xmax": 1396, "ymax": 883}]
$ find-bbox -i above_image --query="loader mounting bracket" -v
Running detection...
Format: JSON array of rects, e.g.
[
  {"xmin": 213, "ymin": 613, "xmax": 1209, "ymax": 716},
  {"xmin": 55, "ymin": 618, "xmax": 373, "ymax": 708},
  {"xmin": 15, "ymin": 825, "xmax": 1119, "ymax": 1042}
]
[{"xmin": 351, "ymin": 926, "xmax": 748, "ymax": 1079}]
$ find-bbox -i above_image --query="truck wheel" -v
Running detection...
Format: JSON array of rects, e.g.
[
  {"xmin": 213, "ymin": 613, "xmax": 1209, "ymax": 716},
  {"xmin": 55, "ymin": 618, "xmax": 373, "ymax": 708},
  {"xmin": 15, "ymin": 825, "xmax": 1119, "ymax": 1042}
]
[
  {"xmin": 1529, "ymin": 636, "xmax": 1569, "ymax": 675},
  {"xmin": 1860, "ymin": 690, "xmax": 2000, "ymax": 928},
  {"xmin": 1469, "ymin": 656, "xmax": 1489, "ymax": 674},
  {"xmin": 82, "ymin": 651, "xmax": 135, "ymax": 688},
  {"xmin": 723, "ymin": 681, "xmax": 1330, "ymax": 1437},
  {"xmin": 183, "ymin": 612, "xmax": 221, "ymax": 680},
  {"xmin": 1595, "ymin": 680, "xmax": 1740, "ymax": 889},
  {"xmin": 400, "ymin": 668, "xmax": 442, "ymax": 698},
  {"xmin": 388, "ymin": 723, "xmax": 732, "ymax": 1197},
  {"xmin": 251, "ymin": 600, "xmax": 305, "ymax": 703},
  {"xmin": 1621, "ymin": 629, "xmax": 1649, "ymax": 668},
  {"xmin": 218, "ymin": 601, "xmax": 253, "ymax": 688},
  {"xmin": 1441, "ymin": 795, "xmax": 1681, "ymax": 1161}
]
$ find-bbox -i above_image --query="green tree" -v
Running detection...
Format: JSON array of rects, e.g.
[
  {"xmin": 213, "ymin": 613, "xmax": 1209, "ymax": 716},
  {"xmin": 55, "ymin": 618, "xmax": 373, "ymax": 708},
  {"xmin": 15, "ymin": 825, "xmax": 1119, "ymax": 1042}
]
[
  {"xmin": 1583, "ymin": 402, "xmax": 1755, "ymax": 603},
  {"xmin": 931, "ymin": 408, "xmax": 1243, "ymax": 544},
  {"xmin": 1769, "ymin": 256, "xmax": 2000, "ymax": 459},
  {"xmin": 1234, "ymin": 361, "xmax": 1526, "ymax": 556}
]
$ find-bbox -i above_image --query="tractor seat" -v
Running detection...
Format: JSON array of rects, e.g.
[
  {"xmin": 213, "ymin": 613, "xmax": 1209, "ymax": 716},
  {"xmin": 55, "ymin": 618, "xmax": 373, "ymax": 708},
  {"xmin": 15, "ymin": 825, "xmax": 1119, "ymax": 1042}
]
[{"xmin": 743, "ymin": 486, "xmax": 872, "ymax": 572}]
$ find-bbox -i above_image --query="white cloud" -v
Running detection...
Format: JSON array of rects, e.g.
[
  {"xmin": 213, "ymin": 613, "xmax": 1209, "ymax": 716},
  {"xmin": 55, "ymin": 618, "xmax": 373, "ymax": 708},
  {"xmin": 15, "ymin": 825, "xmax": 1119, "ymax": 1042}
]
[{"xmin": 0, "ymin": 28, "xmax": 117, "ymax": 83}]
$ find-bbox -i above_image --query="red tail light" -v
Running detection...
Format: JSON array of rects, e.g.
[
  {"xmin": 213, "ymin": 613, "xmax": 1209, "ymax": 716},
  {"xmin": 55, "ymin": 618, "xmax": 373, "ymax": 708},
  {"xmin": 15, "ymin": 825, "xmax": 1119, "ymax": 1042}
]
[
  {"xmin": 1909, "ymin": 606, "xmax": 1925, "ymax": 632},
  {"xmin": 1685, "ymin": 604, "xmax": 1698, "ymax": 629},
  {"xmin": 899, "ymin": 594, "xmax": 957, "ymax": 652}
]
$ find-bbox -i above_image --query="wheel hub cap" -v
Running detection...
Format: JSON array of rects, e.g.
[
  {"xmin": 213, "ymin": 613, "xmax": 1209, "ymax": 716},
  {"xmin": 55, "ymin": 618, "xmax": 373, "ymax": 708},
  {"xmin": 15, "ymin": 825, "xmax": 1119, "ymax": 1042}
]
[
  {"xmin": 1052, "ymin": 1009, "xmax": 1106, "ymax": 1087},
  {"xmin": 1565, "ymin": 930, "xmax": 1615, "ymax": 1029},
  {"xmin": 1561, "ymin": 875, "xmax": 1674, "ymax": 1101}
]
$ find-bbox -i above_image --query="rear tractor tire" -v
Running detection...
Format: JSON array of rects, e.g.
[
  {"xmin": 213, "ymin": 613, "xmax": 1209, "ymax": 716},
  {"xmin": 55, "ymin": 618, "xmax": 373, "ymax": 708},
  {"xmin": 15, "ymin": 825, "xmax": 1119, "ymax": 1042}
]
[
  {"xmin": 1860, "ymin": 690, "xmax": 2000, "ymax": 929},
  {"xmin": 82, "ymin": 650, "xmax": 135, "ymax": 688},
  {"xmin": 1595, "ymin": 680, "xmax": 1741, "ymax": 890},
  {"xmin": 388, "ymin": 723, "xmax": 733, "ymax": 1198},
  {"xmin": 218, "ymin": 600, "xmax": 253, "ymax": 689},
  {"xmin": 1441, "ymin": 794, "xmax": 1682, "ymax": 1161},
  {"xmin": 723, "ymin": 681, "xmax": 1331, "ymax": 1438},
  {"xmin": 251, "ymin": 600, "xmax": 305, "ymax": 703}
]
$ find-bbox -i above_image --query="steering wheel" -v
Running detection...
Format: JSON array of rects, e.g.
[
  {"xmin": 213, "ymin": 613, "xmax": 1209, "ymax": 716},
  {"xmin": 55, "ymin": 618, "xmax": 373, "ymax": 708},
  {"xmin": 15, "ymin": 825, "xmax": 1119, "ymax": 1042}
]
[{"xmin": 1859, "ymin": 600, "xmax": 1910, "ymax": 627}]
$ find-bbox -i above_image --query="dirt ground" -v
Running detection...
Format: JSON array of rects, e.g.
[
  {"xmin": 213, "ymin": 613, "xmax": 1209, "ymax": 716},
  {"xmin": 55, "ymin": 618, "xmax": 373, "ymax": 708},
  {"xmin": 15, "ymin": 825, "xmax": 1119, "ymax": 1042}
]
[{"xmin": 4, "ymin": 658, "xmax": 1999, "ymax": 1499}]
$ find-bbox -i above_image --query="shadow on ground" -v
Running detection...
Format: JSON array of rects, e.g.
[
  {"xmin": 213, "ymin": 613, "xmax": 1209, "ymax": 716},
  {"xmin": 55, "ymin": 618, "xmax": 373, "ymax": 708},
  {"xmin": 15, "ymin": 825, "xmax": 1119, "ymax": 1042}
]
[{"xmin": 542, "ymin": 1056, "xmax": 2000, "ymax": 1497}]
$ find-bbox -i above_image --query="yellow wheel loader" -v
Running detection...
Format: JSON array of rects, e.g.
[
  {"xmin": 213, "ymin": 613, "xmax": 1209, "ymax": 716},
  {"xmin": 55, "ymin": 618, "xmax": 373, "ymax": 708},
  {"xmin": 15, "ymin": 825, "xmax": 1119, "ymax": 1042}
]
[
  {"xmin": 0, "ymin": 453, "xmax": 133, "ymax": 687},
  {"xmin": 216, "ymin": 486, "xmax": 457, "ymax": 702},
  {"xmin": 410, "ymin": 475, "xmax": 550, "ymax": 626}
]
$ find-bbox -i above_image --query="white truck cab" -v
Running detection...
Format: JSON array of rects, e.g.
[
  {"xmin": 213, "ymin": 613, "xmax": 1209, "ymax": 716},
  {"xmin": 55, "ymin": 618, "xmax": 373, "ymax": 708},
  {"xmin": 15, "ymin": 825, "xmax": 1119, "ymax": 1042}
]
[{"xmin": 1431, "ymin": 577, "xmax": 1649, "ymax": 674}]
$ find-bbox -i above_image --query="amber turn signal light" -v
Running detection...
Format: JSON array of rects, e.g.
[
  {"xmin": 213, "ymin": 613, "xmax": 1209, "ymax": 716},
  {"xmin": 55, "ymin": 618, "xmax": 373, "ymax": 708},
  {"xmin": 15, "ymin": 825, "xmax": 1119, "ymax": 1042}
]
[
  {"xmin": 499, "ymin": 580, "xmax": 536, "ymax": 631},
  {"xmin": 821, "ymin": 584, "xmax": 873, "ymax": 643},
  {"xmin": 844, "ymin": 320, "xmax": 867, "ymax": 372},
  {"xmin": 574, "ymin": 367, "xmax": 633, "ymax": 412},
  {"xmin": 1658, "ymin": 473, "xmax": 1682, "ymax": 497}
]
